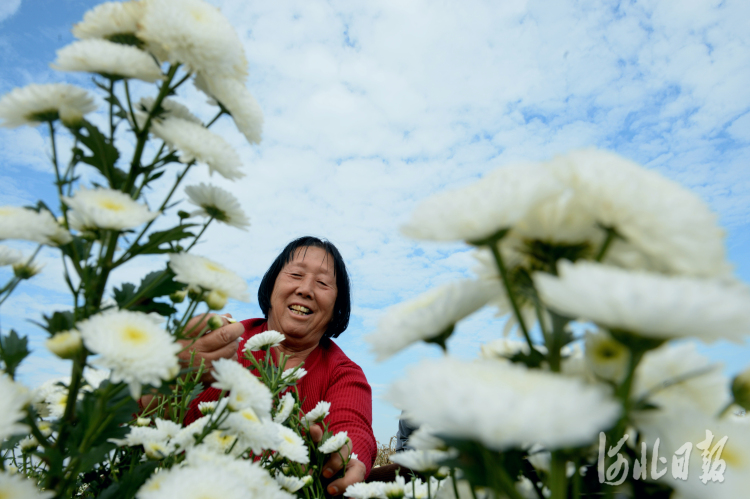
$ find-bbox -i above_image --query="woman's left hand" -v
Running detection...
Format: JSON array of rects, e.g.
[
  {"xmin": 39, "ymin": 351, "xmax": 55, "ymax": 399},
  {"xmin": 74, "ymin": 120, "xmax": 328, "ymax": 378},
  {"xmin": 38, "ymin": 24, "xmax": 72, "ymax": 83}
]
[{"xmin": 309, "ymin": 424, "xmax": 367, "ymax": 496}]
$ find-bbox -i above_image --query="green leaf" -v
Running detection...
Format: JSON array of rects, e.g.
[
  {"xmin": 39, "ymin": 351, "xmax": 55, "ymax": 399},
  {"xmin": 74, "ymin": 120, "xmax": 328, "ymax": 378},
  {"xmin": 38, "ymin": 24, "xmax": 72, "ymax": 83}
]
[
  {"xmin": 113, "ymin": 283, "xmax": 137, "ymax": 309},
  {"xmin": 32, "ymin": 310, "xmax": 76, "ymax": 335},
  {"xmin": 130, "ymin": 225, "xmax": 196, "ymax": 256},
  {"xmin": 0, "ymin": 330, "xmax": 31, "ymax": 378},
  {"xmin": 74, "ymin": 120, "xmax": 125, "ymax": 189},
  {"xmin": 138, "ymin": 270, "xmax": 183, "ymax": 300},
  {"xmin": 114, "ymin": 270, "xmax": 182, "ymax": 316}
]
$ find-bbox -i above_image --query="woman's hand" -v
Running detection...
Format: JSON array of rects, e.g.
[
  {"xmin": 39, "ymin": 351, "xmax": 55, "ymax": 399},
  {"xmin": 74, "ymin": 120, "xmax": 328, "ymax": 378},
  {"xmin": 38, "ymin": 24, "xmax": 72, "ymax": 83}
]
[
  {"xmin": 178, "ymin": 313, "xmax": 244, "ymax": 384},
  {"xmin": 309, "ymin": 424, "xmax": 367, "ymax": 496}
]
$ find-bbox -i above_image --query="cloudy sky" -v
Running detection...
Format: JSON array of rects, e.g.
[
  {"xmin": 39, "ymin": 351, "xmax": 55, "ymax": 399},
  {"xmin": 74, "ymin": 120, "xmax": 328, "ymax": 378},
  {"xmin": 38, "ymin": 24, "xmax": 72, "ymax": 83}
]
[{"xmin": 1, "ymin": 0, "xmax": 749, "ymax": 443}]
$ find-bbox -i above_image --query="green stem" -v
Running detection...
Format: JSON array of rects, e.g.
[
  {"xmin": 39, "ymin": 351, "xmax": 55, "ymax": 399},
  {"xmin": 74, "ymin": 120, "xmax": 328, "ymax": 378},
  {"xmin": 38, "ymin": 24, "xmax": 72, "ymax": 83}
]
[
  {"xmin": 547, "ymin": 312, "xmax": 569, "ymax": 373},
  {"xmin": 205, "ymin": 109, "xmax": 224, "ymax": 128},
  {"xmin": 185, "ymin": 217, "xmax": 213, "ymax": 251},
  {"xmin": 549, "ymin": 452, "xmax": 568, "ymax": 499},
  {"xmin": 108, "ymin": 78, "xmax": 115, "ymax": 141},
  {"xmin": 595, "ymin": 227, "xmax": 616, "ymax": 262},
  {"xmin": 124, "ymin": 79, "xmax": 139, "ymax": 136},
  {"xmin": 489, "ymin": 242, "xmax": 534, "ymax": 354},
  {"xmin": 115, "ymin": 161, "xmax": 194, "ymax": 266}
]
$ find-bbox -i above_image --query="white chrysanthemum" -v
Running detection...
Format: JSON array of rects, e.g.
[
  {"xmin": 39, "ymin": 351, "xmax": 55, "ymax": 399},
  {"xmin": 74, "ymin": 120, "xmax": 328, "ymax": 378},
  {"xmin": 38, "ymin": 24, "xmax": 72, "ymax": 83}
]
[
  {"xmin": 635, "ymin": 408, "xmax": 750, "ymax": 499},
  {"xmin": 169, "ymin": 253, "xmax": 249, "ymax": 302},
  {"xmin": 584, "ymin": 331, "xmax": 629, "ymax": 383},
  {"xmin": 366, "ymin": 279, "xmax": 501, "ymax": 361},
  {"xmin": 274, "ymin": 473, "xmax": 307, "ymax": 493},
  {"xmin": 83, "ymin": 367, "xmax": 110, "ymax": 389},
  {"xmin": 171, "ymin": 415, "xmax": 209, "ymax": 451},
  {"xmin": 276, "ymin": 425, "xmax": 309, "ymax": 464},
  {"xmin": 634, "ymin": 342, "xmax": 730, "ymax": 416},
  {"xmin": 406, "ymin": 478, "xmax": 444, "ymax": 499},
  {"xmin": 19, "ymin": 435, "xmax": 38, "ymax": 452},
  {"xmin": 78, "ymin": 310, "xmax": 180, "ymax": 398},
  {"xmin": 381, "ymin": 476, "xmax": 407, "ymax": 499},
  {"xmin": 198, "ymin": 401, "xmax": 218, "ymax": 415},
  {"xmin": 151, "ymin": 117, "xmax": 243, "ymax": 179},
  {"xmin": 111, "ymin": 418, "xmax": 182, "ymax": 459},
  {"xmin": 243, "ymin": 330, "xmax": 284, "ymax": 353},
  {"xmin": 211, "ymin": 358, "xmax": 272, "ymax": 414},
  {"xmin": 45, "ymin": 330, "xmax": 83, "ymax": 359},
  {"xmin": 401, "ymin": 162, "xmax": 562, "ymax": 242},
  {"xmin": 320, "ymin": 431, "xmax": 350, "ymax": 454},
  {"xmin": 389, "ymin": 357, "xmax": 620, "ymax": 451},
  {"xmin": 185, "ymin": 183, "xmax": 250, "ymax": 229},
  {"xmin": 224, "ymin": 413, "xmax": 280, "ymax": 455},
  {"xmin": 273, "ymin": 392, "xmax": 295, "ymax": 424},
  {"xmin": 0, "ymin": 375, "xmax": 29, "ymax": 441},
  {"xmin": 196, "ymin": 74, "xmax": 263, "ymax": 144},
  {"xmin": 0, "ymin": 245, "xmax": 22, "ymax": 266},
  {"xmin": 407, "ymin": 425, "xmax": 445, "ymax": 451},
  {"xmin": 136, "ymin": 463, "xmax": 252, "ymax": 499},
  {"xmin": 0, "ymin": 83, "xmax": 96, "ymax": 128},
  {"xmin": 202, "ymin": 430, "xmax": 242, "ymax": 457},
  {"xmin": 390, "ymin": 449, "xmax": 456, "ymax": 472},
  {"xmin": 345, "ymin": 482, "xmax": 385, "ymax": 499},
  {"xmin": 133, "ymin": 96, "xmax": 201, "ymax": 130},
  {"xmin": 0, "ymin": 472, "xmax": 53, "ymax": 499},
  {"xmin": 73, "ymin": 1, "xmax": 144, "ymax": 39},
  {"xmin": 137, "ymin": 0, "xmax": 248, "ymax": 79},
  {"xmin": 63, "ymin": 187, "xmax": 158, "ymax": 231},
  {"xmin": 479, "ymin": 338, "xmax": 544, "ymax": 360},
  {"xmin": 0, "ymin": 206, "xmax": 72, "ymax": 245},
  {"xmin": 32, "ymin": 377, "xmax": 69, "ymax": 419},
  {"xmin": 281, "ymin": 367, "xmax": 306, "ymax": 382},
  {"xmin": 53, "ymin": 39, "xmax": 162, "ymax": 82},
  {"xmin": 534, "ymin": 260, "xmax": 750, "ymax": 343},
  {"xmin": 301, "ymin": 400, "xmax": 331, "ymax": 427},
  {"xmin": 545, "ymin": 149, "xmax": 729, "ymax": 278}
]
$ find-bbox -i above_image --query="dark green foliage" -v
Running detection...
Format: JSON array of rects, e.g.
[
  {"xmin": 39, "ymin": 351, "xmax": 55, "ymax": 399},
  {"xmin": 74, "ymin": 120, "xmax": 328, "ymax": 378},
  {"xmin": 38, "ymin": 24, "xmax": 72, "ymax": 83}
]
[
  {"xmin": 113, "ymin": 270, "xmax": 183, "ymax": 316},
  {"xmin": 0, "ymin": 329, "xmax": 31, "ymax": 378},
  {"xmin": 73, "ymin": 121, "xmax": 126, "ymax": 189}
]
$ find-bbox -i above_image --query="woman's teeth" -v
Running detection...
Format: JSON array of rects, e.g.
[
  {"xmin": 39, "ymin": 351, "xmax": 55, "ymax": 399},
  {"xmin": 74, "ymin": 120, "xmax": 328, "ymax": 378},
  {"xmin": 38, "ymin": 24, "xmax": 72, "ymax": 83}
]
[{"xmin": 289, "ymin": 305, "xmax": 312, "ymax": 316}]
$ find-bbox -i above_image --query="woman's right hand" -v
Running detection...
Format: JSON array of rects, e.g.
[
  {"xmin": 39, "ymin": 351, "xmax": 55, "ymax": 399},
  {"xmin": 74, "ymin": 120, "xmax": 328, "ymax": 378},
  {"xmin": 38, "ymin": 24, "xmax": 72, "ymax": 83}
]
[{"xmin": 178, "ymin": 313, "xmax": 244, "ymax": 384}]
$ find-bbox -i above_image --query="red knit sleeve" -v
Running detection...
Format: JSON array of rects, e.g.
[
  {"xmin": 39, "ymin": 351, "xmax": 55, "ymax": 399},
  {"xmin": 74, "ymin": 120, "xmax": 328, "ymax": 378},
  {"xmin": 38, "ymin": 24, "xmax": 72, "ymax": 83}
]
[{"xmin": 322, "ymin": 361, "xmax": 377, "ymax": 478}]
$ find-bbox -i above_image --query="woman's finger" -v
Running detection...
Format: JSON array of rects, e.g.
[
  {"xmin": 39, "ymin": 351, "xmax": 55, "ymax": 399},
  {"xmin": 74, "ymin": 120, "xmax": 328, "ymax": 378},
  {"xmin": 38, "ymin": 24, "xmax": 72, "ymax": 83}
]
[
  {"xmin": 322, "ymin": 440, "xmax": 351, "ymax": 479},
  {"xmin": 198, "ymin": 321, "xmax": 244, "ymax": 352},
  {"xmin": 326, "ymin": 457, "xmax": 366, "ymax": 496}
]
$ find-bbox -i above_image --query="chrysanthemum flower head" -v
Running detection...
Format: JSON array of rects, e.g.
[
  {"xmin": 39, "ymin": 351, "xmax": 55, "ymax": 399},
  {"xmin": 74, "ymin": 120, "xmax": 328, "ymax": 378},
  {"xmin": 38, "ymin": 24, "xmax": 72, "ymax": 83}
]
[
  {"xmin": 211, "ymin": 358, "xmax": 272, "ymax": 415},
  {"xmin": 319, "ymin": 431, "xmax": 350, "ymax": 454},
  {"xmin": 534, "ymin": 260, "xmax": 750, "ymax": 343},
  {"xmin": 137, "ymin": 0, "xmax": 248, "ymax": 79},
  {"xmin": 63, "ymin": 187, "xmax": 159, "ymax": 231},
  {"xmin": 195, "ymin": 73, "xmax": 263, "ymax": 144},
  {"xmin": 275, "ymin": 425, "xmax": 309, "ymax": 464},
  {"xmin": 169, "ymin": 253, "xmax": 249, "ymax": 302},
  {"xmin": 243, "ymin": 330, "xmax": 285, "ymax": 352},
  {"xmin": 53, "ymin": 39, "xmax": 163, "ymax": 82},
  {"xmin": 0, "ymin": 472, "xmax": 53, "ymax": 499},
  {"xmin": 73, "ymin": 1, "xmax": 144, "ymax": 41},
  {"xmin": 46, "ymin": 329, "xmax": 83, "ymax": 359},
  {"xmin": 132, "ymin": 96, "xmax": 201, "ymax": 130},
  {"xmin": 0, "ymin": 206, "xmax": 72, "ymax": 245},
  {"xmin": 389, "ymin": 357, "xmax": 621, "ymax": 451},
  {"xmin": 390, "ymin": 449, "xmax": 456, "ymax": 473},
  {"xmin": 184, "ymin": 183, "xmax": 250, "ymax": 229},
  {"xmin": 150, "ymin": 117, "xmax": 244, "ymax": 179},
  {"xmin": 78, "ymin": 309, "xmax": 181, "ymax": 398},
  {"xmin": 301, "ymin": 400, "xmax": 330, "ymax": 427},
  {"xmin": 584, "ymin": 331, "xmax": 629, "ymax": 383},
  {"xmin": 0, "ymin": 245, "xmax": 23, "ymax": 266},
  {"xmin": 0, "ymin": 83, "xmax": 96, "ymax": 128},
  {"xmin": 344, "ymin": 482, "xmax": 385, "ymax": 499},
  {"xmin": 401, "ymin": 162, "xmax": 563, "ymax": 243},
  {"xmin": 366, "ymin": 279, "xmax": 502, "ymax": 361},
  {"xmin": 281, "ymin": 366, "xmax": 306, "ymax": 383},
  {"xmin": 0, "ymin": 375, "xmax": 30, "ymax": 442},
  {"xmin": 273, "ymin": 392, "xmax": 296, "ymax": 424},
  {"xmin": 274, "ymin": 473, "xmax": 308, "ymax": 493},
  {"xmin": 32, "ymin": 377, "xmax": 69, "ymax": 419}
]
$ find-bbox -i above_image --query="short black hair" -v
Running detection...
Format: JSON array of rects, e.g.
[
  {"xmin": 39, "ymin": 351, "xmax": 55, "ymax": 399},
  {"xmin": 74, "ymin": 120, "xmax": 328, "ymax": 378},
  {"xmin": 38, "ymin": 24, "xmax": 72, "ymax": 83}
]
[{"xmin": 258, "ymin": 236, "xmax": 351, "ymax": 339}]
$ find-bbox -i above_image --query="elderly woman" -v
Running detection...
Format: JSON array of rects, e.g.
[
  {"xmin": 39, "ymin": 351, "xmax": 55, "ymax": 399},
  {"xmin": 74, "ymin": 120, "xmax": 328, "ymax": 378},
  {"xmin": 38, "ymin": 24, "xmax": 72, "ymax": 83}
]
[{"xmin": 180, "ymin": 236, "xmax": 376, "ymax": 494}]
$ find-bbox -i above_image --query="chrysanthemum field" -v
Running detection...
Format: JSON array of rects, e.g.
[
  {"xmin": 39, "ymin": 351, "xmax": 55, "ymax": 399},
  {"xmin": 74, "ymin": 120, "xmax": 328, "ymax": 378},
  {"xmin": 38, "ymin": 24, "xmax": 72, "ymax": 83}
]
[{"xmin": 1, "ymin": 1, "xmax": 749, "ymax": 499}]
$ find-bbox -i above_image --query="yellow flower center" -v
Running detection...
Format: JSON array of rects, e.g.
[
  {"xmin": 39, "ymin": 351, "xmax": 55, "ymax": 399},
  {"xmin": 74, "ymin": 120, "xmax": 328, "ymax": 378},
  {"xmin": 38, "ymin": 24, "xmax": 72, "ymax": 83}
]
[
  {"xmin": 241, "ymin": 408, "xmax": 259, "ymax": 422},
  {"xmin": 121, "ymin": 326, "xmax": 148, "ymax": 344},
  {"xmin": 284, "ymin": 434, "xmax": 296, "ymax": 444},
  {"xmin": 722, "ymin": 444, "xmax": 744, "ymax": 468},
  {"xmin": 204, "ymin": 262, "xmax": 226, "ymax": 273},
  {"xmin": 99, "ymin": 199, "xmax": 126, "ymax": 212}
]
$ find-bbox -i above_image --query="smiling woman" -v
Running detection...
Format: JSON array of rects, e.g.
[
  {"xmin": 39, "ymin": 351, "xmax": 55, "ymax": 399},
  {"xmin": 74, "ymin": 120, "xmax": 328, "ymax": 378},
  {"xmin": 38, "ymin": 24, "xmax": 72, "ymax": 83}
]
[{"xmin": 181, "ymin": 236, "xmax": 376, "ymax": 493}]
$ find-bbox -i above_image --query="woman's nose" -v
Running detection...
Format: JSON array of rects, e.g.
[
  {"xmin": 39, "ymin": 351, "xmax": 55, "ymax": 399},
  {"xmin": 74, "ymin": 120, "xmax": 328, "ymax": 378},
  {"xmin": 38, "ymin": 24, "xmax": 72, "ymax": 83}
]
[{"xmin": 295, "ymin": 275, "xmax": 314, "ymax": 297}]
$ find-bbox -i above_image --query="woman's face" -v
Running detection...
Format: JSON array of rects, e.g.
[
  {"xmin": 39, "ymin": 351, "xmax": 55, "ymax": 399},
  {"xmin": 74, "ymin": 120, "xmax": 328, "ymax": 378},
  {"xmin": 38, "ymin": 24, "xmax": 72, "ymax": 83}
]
[{"xmin": 267, "ymin": 246, "xmax": 338, "ymax": 344}]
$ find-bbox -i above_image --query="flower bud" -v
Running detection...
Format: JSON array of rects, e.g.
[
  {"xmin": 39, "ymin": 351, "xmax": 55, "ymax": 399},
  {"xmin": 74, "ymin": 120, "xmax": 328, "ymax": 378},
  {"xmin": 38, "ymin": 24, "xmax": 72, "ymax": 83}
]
[
  {"xmin": 13, "ymin": 262, "xmax": 43, "ymax": 280},
  {"xmin": 187, "ymin": 286, "xmax": 202, "ymax": 301},
  {"xmin": 177, "ymin": 210, "xmax": 191, "ymax": 219},
  {"xmin": 207, "ymin": 315, "xmax": 224, "ymax": 330},
  {"xmin": 60, "ymin": 104, "xmax": 84, "ymax": 129},
  {"xmin": 136, "ymin": 417, "xmax": 151, "ymax": 427},
  {"xmin": 19, "ymin": 436, "xmax": 38, "ymax": 453},
  {"xmin": 46, "ymin": 330, "xmax": 82, "ymax": 359},
  {"xmin": 584, "ymin": 331, "xmax": 628, "ymax": 382},
  {"xmin": 170, "ymin": 289, "xmax": 187, "ymax": 303},
  {"xmin": 731, "ymin": 367, "xmax": 750, "ymax": 411},
  {"xmin": 205, "ymin": 290, "xmax": 228, "ymax": 311}
]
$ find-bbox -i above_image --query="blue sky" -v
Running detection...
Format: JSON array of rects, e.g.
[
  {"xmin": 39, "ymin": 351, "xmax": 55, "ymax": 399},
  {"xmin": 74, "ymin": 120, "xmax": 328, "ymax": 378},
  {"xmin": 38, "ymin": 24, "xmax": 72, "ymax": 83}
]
[{"xmin": 1, "ymin": 0, "xmax": 749, "ymax": 443}]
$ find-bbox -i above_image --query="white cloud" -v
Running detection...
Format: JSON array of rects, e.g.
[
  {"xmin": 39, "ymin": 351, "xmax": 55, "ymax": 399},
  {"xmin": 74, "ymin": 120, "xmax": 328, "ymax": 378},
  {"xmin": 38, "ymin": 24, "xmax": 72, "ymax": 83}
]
[{"xmin": 0, "ymin": 0, "xmax": 21, "ymax": 24}]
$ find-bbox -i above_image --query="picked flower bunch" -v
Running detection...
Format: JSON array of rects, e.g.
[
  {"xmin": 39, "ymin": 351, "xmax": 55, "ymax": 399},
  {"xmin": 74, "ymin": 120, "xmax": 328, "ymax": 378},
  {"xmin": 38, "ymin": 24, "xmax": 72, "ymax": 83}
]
[
  {"xmin": 0, "ymin": 1, "xmax": 355, "ymax": 498},
  {"xmin": 362, "ymin": 149, "xmax": 750, "ymax": 499}
]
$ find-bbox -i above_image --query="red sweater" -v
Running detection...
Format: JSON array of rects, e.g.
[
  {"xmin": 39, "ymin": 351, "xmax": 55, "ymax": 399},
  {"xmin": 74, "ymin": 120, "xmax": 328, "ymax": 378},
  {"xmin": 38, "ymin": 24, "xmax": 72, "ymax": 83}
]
[{"xmin": 184, "ymin": 318, "xmax": 377, "ymax": 476}]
